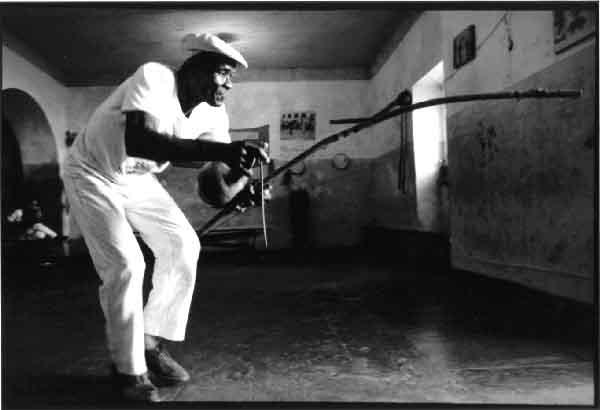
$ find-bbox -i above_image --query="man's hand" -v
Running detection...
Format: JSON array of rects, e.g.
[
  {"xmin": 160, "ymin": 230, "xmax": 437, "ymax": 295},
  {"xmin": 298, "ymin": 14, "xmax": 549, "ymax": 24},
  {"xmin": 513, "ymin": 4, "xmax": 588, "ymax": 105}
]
[
  {"xmin": 224, "ymin": 141, "xmax": 270, "ymax": 177},
  {"xmin": 235, "ymin": 180, "xmax": 272, "ymax": 212}
]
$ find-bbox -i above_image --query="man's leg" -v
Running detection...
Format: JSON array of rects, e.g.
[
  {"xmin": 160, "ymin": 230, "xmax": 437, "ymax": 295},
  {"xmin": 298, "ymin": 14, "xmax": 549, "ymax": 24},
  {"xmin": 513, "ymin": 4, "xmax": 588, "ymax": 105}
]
[
  {"xmin": 63, "ymin": 170, "xmax": 160, "ymax": 401},
  {"xmin": 124, "ymin": 174, "xmax": 200, "ymax": 384}
]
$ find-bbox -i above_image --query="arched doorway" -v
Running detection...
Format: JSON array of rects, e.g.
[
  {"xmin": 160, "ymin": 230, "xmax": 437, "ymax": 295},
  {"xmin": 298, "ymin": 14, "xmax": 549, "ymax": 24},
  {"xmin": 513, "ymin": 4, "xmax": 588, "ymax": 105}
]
[{"xmin": 2, "ymin": 88, "xmax": 62, "ymax": 235}]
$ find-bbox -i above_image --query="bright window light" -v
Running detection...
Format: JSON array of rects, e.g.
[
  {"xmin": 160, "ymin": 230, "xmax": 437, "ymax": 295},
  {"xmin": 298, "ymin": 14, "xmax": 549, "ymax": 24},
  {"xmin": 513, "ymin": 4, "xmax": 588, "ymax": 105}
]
[{"xmin": 412, "ymin": 61, "xmax": 447, "ymax": 232}]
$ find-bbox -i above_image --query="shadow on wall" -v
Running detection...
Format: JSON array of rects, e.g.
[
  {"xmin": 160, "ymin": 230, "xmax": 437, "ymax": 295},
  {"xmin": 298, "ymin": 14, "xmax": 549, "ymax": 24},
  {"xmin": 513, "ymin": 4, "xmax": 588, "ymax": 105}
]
[{"xmin": 2, "ymin": 88, "xmax": 62, "ymax": 235}]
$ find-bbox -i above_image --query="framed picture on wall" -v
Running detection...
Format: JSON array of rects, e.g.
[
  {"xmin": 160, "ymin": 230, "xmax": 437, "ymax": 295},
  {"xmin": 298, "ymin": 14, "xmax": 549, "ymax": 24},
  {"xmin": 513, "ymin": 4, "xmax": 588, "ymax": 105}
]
[
  {"xmin": 280, "ymin": 111, "xmax": 316, "ymax": 140},
  {"xmin": 553, "ymin": 9, "xmax": 596, "ymax": 54}
]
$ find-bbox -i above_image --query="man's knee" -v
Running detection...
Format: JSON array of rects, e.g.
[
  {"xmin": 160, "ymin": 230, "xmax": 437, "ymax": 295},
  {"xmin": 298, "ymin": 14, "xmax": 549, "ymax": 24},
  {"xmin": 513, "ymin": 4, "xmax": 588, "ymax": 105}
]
[
  {"xmin": 171, "ymin": 230, "xmax": 199, "ymax": 287},
  {"xmin": 99, "ymin": 250, "xmax": 146, "ymax": 287},
  {"xmin": 173, "ymin": 228, "xmax": 201, "ymax": 262}
]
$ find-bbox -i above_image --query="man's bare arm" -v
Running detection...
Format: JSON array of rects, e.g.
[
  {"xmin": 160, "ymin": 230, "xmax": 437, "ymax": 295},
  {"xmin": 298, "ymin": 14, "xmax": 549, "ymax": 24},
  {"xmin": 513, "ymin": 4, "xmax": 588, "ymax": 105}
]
[
  {"xmin": 124, "ymin": 111, "xmax": 232, "ymax": 163},
  {"xmin": 125, "ymin": 111, "xmax": 267, "ymax": 173},
  {"xmin": 125, "ymin": 111, "xmax": 269, "ymax": 206}
]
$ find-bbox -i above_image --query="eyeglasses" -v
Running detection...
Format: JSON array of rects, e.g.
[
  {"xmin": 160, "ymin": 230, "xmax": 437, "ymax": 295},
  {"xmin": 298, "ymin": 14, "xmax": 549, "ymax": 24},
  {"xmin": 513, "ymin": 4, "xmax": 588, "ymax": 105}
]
[{"xmin": 214, "ymin": 68, "xmax": 235, "ymax": 85}]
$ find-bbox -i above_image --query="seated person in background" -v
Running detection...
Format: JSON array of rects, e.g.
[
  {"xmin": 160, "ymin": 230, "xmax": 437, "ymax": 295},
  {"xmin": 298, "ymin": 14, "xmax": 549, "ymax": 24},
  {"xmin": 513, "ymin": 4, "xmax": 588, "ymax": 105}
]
[{"xmin": 5, "ymin": 200, "xmax": 58, "ymax": 240}]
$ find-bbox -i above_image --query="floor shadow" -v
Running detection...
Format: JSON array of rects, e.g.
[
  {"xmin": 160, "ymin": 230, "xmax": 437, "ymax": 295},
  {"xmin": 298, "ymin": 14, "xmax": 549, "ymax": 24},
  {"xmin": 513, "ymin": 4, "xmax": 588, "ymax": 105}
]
[{"xmin": 3, "ymin": 372, "xmax": 123, "ymax": 409}]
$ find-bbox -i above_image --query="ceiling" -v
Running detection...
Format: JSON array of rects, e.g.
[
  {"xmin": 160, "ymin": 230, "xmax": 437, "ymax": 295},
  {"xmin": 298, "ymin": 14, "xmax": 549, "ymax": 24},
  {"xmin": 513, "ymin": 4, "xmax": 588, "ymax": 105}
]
[{"xmin": 1, "ymin": 4, "xmax": 421, "ymax": 86}]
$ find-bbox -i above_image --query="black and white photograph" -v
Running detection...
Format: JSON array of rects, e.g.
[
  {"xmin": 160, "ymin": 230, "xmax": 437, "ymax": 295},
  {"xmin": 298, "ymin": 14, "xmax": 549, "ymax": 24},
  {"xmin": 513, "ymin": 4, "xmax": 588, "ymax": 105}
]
[
  {"xmin": 281, "ymin": 111, "xmax": 316, "ymax": 140},
  {"xmin": 1, "ymin": 2, "xmax": 598, "ymax": 407}
]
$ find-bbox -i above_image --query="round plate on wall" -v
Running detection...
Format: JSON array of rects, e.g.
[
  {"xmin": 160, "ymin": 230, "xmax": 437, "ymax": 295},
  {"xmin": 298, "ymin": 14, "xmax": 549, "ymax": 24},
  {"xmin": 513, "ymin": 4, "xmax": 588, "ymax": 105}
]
[{"xmin": 331, "ymin": 153, "xmax": 351, "ymax": 170}]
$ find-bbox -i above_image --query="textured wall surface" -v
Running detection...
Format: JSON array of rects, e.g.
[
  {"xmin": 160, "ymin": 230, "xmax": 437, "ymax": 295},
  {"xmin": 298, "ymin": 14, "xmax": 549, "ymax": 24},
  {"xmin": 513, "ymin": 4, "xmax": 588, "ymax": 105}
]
[
  {"xmin": 448, "ymin": 45, "xmax": 595, "ymax": 302},
  {"xmin": 294, "ymin": 158, "xmax": 372, "ymax": 247},
  {"xmin": 2, "ymin": 45, "xmax": 70, "ymax": 164},
  {"xmin": 2, "ymin": 70, "xmax": 64, "ymax": 233},
  {"xmin": 369, "ymin": 11, "xmax": 443, "ymax": 159},
  {"xmin": 366, "ymin": 11, "xmax": 443, "ymax": 231},
  {"xmin": 2, "ymin": 43, "xmax": 72, "ymax": 234},
  {"xmin": 2, "ymin": 89, "xmax": 57, "ymax": 170},
  {"xmin": 367, "ymin": 148, "xmax": 418, "ymax": 229},
  {"xmin": 441, "ymin": 11, "xmax": 594, "ymax": 115},
  {"xmin": 227, "ymin": 80, "xmax": 373, "ymax": 161},
  {"xmin": 158, "ymin": 157, "xmax": 373, "ymax": 249},
  {"xmin": 67, "ymin": 86, "xmax": 115, "ymax": 133},
  {"xmin": 439, "ymin": 9, "xmax": 596, "ymax": 302}
]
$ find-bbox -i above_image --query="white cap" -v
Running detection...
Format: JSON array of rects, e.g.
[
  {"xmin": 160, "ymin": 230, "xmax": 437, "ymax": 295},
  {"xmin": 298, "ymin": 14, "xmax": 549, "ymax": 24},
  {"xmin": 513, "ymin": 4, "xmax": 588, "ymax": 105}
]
[{"xmin": 182, "ymin": 33, "xmax": 248, "ymax": 68}]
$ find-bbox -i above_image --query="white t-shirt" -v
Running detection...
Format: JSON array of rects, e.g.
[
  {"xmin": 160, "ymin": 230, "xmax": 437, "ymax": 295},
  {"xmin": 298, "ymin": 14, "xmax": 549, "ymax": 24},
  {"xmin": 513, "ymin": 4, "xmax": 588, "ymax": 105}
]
[{"xmin": 71, "ymin": 62, "xmax": 230, "ymax": 180}]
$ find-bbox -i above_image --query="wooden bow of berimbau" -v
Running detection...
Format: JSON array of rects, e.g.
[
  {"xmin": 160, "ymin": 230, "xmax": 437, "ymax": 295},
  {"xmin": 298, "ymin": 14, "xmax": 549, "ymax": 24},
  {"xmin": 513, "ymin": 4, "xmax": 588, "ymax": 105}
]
[{"xmin": 197, "ymin": 87, "xmax": 583, "ymax": 242}]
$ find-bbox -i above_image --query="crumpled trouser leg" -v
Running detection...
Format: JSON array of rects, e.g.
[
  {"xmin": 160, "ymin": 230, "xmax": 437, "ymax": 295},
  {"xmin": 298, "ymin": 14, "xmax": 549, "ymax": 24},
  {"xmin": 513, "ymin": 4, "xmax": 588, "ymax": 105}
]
[{"xmin": 64, "ymin": 170, "xmax": 200, "ymax": 375}]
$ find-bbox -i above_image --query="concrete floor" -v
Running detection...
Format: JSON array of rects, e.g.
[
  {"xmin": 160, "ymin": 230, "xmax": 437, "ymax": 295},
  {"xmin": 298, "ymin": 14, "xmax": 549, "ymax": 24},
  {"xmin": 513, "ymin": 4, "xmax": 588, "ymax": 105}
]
[{"xmin": 2, "ymin": 244, "xmax": 596, "ymax": 407}]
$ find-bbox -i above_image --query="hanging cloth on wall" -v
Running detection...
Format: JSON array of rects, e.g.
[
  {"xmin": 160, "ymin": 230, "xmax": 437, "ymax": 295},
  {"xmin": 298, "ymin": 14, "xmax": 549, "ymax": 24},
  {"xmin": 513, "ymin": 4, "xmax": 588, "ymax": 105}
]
[{"xmin": 397, "ymin": 112, "xmax": 416, "ymax": 195}]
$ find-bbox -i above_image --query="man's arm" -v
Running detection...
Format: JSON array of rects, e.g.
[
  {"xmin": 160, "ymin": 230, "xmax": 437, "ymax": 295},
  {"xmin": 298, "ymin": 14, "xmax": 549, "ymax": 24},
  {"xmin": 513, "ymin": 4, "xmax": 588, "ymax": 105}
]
[
  {"xmin": 125, "ymin": 111, "xmax": 268, "ymax": 207},
  {"xmin": 125, "ymin": 111, "xmax": 228, "ymax": 163},
  {"xmin": 124, "ymin": 111, "xmax": 268, "ymax": 173},
  {"xmin": 171, "ymin": 133, "xmax": 230, "ymax": 169},
  {"xmin": 197, "ymin": 162, "xmax": 251, "ymax": 207}
]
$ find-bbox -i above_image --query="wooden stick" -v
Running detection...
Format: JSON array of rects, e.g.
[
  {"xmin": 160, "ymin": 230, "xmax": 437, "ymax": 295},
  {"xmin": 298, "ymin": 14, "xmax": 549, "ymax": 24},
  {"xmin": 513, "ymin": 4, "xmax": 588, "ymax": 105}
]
[{"xmin": 198, "ymin": 88, "xmax": 582, "ymax": 237}]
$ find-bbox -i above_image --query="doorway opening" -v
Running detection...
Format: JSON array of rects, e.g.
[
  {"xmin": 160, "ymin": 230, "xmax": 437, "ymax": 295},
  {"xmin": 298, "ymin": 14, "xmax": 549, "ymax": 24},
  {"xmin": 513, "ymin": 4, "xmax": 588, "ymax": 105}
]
[
  {"xmin": 2, "ymin": 88, "xmax": 62, "ymax": 236},
  {"xmin": 411, "ymin": 61, "xmax": 448, "ymax": 233}
]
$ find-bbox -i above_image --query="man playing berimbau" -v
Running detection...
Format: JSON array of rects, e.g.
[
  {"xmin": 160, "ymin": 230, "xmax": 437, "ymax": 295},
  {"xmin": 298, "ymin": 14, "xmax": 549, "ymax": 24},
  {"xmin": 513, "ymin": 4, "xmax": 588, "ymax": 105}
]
[{"xmin": 63, "ymin": 33, "xmax": 268, "ymax": 402}]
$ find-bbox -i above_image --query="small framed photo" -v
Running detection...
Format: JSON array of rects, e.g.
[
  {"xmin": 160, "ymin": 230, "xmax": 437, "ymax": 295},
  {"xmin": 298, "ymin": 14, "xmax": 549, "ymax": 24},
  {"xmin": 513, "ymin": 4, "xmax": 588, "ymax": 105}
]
[
  {"xmin": 453, "ymin": 25, "xmax": 476, "ymax": 69},
  {"xmin": 280, "ymin": 111, "xmax": 316, "ymax": 140}
]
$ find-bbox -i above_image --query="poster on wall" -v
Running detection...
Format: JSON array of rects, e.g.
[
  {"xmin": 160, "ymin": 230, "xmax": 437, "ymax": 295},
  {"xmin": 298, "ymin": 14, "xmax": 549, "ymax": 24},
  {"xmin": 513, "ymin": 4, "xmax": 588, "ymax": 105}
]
[
  {"xmin": 280, "ymin": 111, "xmax": 316, "ymax": 140},
  {"xmin": 553, "ymin": 9, "xmax": 596, "ymax": 54}
]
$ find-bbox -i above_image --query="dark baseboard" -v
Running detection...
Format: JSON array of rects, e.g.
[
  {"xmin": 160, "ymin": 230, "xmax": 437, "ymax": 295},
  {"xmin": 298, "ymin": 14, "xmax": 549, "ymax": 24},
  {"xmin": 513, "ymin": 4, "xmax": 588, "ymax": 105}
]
[{"xmin": 360, "ymin": 226, "xmax": 450, "ymax": 270}]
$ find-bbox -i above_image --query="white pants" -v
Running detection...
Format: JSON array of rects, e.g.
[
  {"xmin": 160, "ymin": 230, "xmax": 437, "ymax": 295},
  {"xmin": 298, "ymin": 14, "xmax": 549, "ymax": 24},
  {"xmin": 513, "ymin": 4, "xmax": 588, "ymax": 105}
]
[{"xmin": 63, "ymin": 159, "xmax": 200, "ymax": 375}]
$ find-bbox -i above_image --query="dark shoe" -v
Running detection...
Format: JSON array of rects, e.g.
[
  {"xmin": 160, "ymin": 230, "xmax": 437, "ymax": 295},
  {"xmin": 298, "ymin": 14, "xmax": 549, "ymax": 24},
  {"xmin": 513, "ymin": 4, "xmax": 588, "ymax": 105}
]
[
  {"xmin": 111, "ymin": 366, "xmax": 161, "ymax": 402},
  {"xmin": 145, "ymin": 343, "xmax": 190, "ymax": 386}
]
